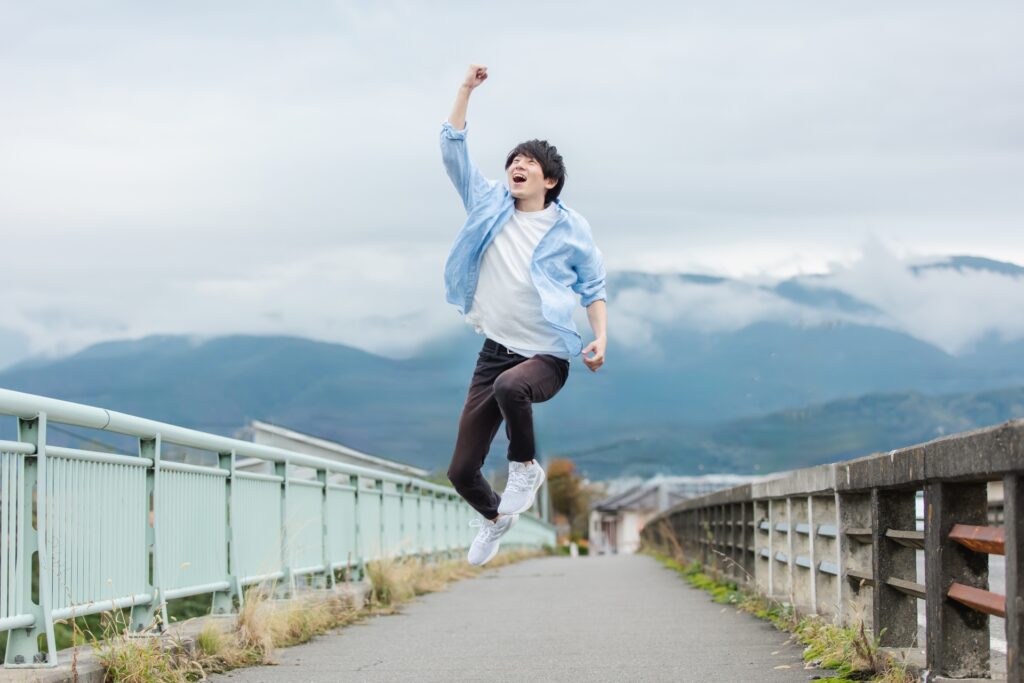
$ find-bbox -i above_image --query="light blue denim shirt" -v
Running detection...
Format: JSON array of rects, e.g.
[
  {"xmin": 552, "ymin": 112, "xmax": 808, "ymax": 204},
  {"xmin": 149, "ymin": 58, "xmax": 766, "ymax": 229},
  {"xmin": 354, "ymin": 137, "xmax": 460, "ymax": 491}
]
[{"xmin": 440, "ymin": 121, "xmax": 607, "ymax": 357}]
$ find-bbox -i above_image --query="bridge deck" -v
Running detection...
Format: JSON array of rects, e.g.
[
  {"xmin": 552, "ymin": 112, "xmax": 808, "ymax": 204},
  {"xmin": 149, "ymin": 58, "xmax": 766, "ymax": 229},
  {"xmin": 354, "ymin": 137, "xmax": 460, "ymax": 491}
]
[{"xmin": 212, "ymin": 554, "xmax": 817, "ymax": 682}]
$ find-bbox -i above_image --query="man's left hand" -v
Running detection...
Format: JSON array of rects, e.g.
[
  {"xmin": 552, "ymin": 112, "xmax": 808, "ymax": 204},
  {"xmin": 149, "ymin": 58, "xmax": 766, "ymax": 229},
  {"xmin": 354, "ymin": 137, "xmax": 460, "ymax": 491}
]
[{"xmin": 582, "ymin": 336, "xmax": 606, "ymax": 372}]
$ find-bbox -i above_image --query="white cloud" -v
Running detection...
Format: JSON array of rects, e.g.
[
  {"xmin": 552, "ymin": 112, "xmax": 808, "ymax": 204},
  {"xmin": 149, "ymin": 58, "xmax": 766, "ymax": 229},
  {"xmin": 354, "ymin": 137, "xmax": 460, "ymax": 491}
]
[
  {"xmin": 608, "ymin": 239, "xmax": 1024, "ymax": 356},
  {"xmin": 614, "ymin": 279, "xmax": 816, "ymax": 340},
  {"xmin": 818, "ymin": 241, "xmax": 1024, "ymax": 354}
]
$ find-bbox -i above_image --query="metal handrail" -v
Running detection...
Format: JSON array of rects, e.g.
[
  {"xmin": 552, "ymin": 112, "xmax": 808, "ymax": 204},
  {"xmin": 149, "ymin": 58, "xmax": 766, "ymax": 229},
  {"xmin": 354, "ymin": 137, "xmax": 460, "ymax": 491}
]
[
  {"xmin": 0, "ymin": 388, "xmax": 450, "ymax": 492},
  {"xmin": 0, "ymin": 388, "xmax": 556, "ymax": 669}
]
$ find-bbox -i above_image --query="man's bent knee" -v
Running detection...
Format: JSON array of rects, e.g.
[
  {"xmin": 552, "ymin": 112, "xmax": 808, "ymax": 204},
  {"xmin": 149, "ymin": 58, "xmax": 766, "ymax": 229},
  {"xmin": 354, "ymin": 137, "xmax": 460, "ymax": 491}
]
[
  {"xmin": 492, "ymin": 373, "xmax": 527, "ymax": 405},
  {"xmin": 447, "ymin": 465, "xmax": 475, "ymax": 491}
]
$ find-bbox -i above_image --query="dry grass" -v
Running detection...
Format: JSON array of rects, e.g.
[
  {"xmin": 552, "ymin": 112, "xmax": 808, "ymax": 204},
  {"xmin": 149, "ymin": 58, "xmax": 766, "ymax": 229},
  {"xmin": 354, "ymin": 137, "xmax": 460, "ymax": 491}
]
[
  {"xmin": 94, "ymin": 612, "xmax": 206, "ymax": 683},
  {"xmin": 645, "ymin": 530, "xmax": 921, "ymax": 683}
]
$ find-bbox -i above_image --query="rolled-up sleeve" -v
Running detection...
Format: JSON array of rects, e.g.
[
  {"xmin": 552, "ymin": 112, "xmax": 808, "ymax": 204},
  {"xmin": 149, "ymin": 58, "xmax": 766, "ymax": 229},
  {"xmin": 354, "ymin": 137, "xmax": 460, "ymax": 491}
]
[
  {"xmin": 440, "ymin": 121, "xmax": 493, "ymax": 212},
  {"xmin": 572, "ymin": 239, "xmax": 607, "ymax": 307}
]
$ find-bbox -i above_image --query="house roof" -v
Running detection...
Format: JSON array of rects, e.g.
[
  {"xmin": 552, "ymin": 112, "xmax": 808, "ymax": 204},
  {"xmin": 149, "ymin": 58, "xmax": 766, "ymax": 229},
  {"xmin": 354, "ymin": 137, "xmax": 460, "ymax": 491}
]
[{"xmin": 238, "ymin": 420, "xmax": 430, "ymax": 478}]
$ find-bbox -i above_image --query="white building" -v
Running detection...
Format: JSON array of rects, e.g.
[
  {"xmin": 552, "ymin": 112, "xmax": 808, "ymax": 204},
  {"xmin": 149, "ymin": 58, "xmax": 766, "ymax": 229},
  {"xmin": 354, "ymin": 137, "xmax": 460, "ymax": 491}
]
[
  {"xmin": 589, "ymin": 474, "xmax": 761, "ymax": 555},
  {"xmin": 236, "ymin": 420, "xmax": 430, "ymax": 480}
]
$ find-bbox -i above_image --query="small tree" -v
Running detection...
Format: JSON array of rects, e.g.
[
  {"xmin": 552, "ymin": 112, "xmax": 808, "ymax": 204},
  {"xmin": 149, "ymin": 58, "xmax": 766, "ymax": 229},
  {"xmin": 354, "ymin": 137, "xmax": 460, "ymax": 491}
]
[{"xmin": 546, "ymin": 458, "xmax": 597, "ymax": 541}]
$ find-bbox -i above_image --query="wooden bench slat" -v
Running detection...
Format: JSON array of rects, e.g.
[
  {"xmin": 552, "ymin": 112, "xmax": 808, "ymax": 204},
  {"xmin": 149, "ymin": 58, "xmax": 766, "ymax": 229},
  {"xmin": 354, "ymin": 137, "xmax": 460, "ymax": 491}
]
[
  {"xmin": 885, "ymin": 528, "xmax": 925, "ymax": 550},
  {"xmin": 886, "ymin": 576, "xmax": 926, "ymax": 600},
  {"xmin": 948, "ymin": 523, "xmax": 1005, "ymax": 556},
  {"xmin": 846, "ymin": 568, "xmax": 875, "ymax": 588},
  {"xmin": 947, "ymin": 582, "xmax": 1006, "ymax": 618}
]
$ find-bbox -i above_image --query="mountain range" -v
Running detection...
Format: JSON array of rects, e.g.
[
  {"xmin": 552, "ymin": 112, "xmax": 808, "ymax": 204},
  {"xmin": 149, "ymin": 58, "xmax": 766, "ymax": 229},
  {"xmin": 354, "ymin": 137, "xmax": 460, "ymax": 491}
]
[{"xmin": 1, "ymin": 255, "xmax": 1022, "ymax": 479}]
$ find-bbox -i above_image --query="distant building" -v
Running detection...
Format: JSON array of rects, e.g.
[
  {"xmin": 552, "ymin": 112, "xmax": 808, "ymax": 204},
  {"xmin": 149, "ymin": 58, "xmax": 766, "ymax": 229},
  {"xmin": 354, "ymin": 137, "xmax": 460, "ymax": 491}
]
[
  {"xmin": 236, "ymin": 420, "xmax": 429, "ymax": 481},
  {"xmin": 589, "ymin": 474, "xmax": 762, "ymax": 555}
]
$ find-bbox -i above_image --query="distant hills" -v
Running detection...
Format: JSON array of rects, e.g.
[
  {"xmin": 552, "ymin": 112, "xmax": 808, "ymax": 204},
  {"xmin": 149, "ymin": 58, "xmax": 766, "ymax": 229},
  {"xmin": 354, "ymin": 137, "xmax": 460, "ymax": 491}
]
[
  {"xmin": 2, "ymin": 330, "xmax": 1022, "ymax": 480},
  {"xmin": 2, "ymin": 255, "xmax": 1022, "ymax": 479}
]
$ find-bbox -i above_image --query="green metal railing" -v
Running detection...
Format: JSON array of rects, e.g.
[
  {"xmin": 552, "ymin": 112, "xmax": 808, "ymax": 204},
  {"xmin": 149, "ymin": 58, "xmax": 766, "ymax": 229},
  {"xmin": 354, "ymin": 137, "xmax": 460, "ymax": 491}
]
[{"xmin": 0, "ymin": 388, "xmax": 555, "ymax": 668}]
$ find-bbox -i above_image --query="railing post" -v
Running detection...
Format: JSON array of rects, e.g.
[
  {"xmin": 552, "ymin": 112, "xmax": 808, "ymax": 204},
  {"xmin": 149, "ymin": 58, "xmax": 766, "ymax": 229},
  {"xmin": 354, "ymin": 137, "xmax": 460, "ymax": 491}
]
[
  {"xmin": 742, "ymin": 502, "xmax": 754, "ymax": 585},
  {"xmin": 351, "ymin": 474, "xmax": 362, "ymax": 579},
  {"xmin": 837, "ymin": 492, "xmax": 871, "ymax": 629},
  {"xmin": 131, "ymin": 436, "xmax": 167, "ymax": 632},
  {"xmin": 924, "ymin": 481, "xmax": 989, "ymax": 678},
  {"xmin": 870, "ymin": 488, "xmax": 917, "ymax": 647},
  {"xmin": 785, "ymin": 497, "xmax": 795, "ymax": 604},
  {"xmin": 702, "ymin": 506, "xmax": 710, "ymax": 570},
  {"xmin": 211, "ymin": 450, "xmax": 242, "ymax": 614},
  {"xmin": 728, "ymin": 503, "xmax": 738, "ymax": 580},
  {"xmin": 316, "ymin": 468, "xmax": 335, "ymax": 590},
  {"xmin": 4, "ymin": 414, "xmax": 56, "ymax": 667},
  {"xmin": 275, "ymin": 462, "xmax": 294, "ymax": 599},
  {"xmin": 1006, "ymin": 473, "xmax": 1023, "ymax": 682},
  {"xmin": 377, "ymin": 478, "xmax": 386, "ymax": 561},
  {"xmin": 766, "ymin": 498, "xmax": 776, "ymax": 598},
  {"xmin": 834, "ymin": 491, "xmax": 845, "ymax": 621},
  {"xmin": 807, "ymin": 495, "xmax": 818, "ymax": 614}
]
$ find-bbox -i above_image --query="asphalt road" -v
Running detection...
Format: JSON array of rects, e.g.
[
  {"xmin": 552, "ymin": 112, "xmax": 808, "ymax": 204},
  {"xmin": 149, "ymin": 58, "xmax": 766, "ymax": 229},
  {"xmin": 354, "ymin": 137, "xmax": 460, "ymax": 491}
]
[{"xmin": 211, "ymin": 554, "xmax": 820, "ymax": 682}]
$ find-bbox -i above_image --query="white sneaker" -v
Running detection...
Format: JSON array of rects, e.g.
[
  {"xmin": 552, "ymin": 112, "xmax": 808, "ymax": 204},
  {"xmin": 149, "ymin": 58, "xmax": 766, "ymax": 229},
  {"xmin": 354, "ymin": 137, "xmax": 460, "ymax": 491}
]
[
  {"xmin": 467, "ymin": 514, "xmax": 518, "ymax": 566},
  {"xmin": 497, "ymin": 461, "xmax": 546, "ymax": 515}
]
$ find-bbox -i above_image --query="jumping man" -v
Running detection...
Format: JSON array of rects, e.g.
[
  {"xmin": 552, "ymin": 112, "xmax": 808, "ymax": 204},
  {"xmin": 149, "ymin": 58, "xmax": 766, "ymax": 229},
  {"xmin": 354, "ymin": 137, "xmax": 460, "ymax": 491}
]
[{"xmin": 441, "ymin": 64, "xmax": 608, "ymax": 565}]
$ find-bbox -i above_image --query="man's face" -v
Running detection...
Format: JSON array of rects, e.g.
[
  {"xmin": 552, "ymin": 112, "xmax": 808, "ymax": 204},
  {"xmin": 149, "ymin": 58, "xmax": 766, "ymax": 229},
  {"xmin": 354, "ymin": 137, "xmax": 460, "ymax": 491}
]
[{"xmin": 506, "ymin": 154, "xmax": 557, "ymax": 203}]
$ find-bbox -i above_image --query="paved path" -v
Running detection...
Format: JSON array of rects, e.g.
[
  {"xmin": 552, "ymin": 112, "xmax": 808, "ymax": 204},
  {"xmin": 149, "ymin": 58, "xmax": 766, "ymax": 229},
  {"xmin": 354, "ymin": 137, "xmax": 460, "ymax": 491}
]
[{"xmin": 212, "ymin": 554, "xmax": 818, "ymax": 682}]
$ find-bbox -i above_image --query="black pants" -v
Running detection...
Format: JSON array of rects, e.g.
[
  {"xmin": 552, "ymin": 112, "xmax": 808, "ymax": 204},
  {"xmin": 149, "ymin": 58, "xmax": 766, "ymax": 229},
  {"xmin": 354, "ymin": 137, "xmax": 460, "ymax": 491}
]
[{"xmin": 447, "ymin": 338, "xmax": 570, "ymax": 519}]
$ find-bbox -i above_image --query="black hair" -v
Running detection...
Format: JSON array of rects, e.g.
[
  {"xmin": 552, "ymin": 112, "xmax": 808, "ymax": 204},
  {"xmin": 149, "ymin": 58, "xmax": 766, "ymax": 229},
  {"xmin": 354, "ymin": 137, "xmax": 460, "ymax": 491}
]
[{"xmin": 504, "ymin": 139, "xmax": 566, "ymax": 205}]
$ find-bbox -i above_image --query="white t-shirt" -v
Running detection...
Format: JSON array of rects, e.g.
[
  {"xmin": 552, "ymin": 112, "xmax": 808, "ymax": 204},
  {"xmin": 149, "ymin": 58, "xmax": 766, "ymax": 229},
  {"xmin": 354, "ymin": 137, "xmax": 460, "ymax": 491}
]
[{"xmin": 465, "ymin": 204, "xmax": 569, "ymax": 358}]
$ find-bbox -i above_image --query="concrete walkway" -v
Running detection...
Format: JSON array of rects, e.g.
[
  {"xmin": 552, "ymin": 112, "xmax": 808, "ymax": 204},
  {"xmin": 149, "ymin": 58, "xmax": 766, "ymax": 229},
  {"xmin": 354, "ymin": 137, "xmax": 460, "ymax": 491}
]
[{"xmin": 212, "ymin": 554, "xmax": 819, "ymax": 682}]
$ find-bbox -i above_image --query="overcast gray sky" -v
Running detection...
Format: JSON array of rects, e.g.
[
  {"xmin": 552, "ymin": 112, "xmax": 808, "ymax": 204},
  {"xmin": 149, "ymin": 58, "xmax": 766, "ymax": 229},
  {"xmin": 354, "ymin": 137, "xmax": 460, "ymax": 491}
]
[{"xmin": 1, "ymin": 1, "xmax": 1022, "ymax": 364}]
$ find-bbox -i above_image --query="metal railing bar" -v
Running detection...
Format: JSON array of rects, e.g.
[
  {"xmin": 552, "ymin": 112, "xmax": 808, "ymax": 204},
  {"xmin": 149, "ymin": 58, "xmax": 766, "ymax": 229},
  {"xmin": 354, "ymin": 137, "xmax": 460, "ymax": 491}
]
[
  {"xmin": 46, "ymin": 446, "xmax": 152, "ymax": 468},
  {"xmin": 0, "ymin": 388, "xmax": 454, "ymax": 494},
  {"xmin": 0, "ymin": 615, "xmax": 34, "ymax": 631},
  {"xmin": 329, "ymin": 560, "xmax": 357, "ymax": 570},
  {"xmin": 163, "ymin": 582, "xmax": 232, "ymax": 602},
  {"xmin": 235, "ymin": 471, "xmax": 284, "ymax": 483},
  {"xmin": 158, "ymin": 461, "xmax": 229, "ymax": 477},
  {"xmin": 0, "ymin": 441, "xmax": 35, "ymax": 455},
  {"xmin": 292, "ymin": 565, "xmax": 327, "ymax": 576},
  {"xmin": 288, "ymin": 479, "xmax": 325, "ymax": 489},
  {"xmin": 239, "ymin": 572, "xmax": 286, "ymax": 587},
  {"xmin": 51, "ymin": 593, "xmax": 153, "ymax": 621}
]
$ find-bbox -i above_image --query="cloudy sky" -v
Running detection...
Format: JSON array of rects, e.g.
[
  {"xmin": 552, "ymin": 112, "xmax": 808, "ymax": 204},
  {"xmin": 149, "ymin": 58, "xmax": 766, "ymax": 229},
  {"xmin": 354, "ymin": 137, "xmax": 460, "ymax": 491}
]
[{"xmin": 1, "ymin": 1, "xmax": 1022, "ymax": 365}]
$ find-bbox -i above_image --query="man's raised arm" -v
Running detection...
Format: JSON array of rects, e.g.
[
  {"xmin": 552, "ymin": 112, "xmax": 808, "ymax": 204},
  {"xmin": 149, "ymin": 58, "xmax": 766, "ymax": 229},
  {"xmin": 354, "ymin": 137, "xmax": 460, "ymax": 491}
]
[
  {"xmin": 448, "ymin": 64, "xmax": 487, "ymax": 130},
  {"xmin": 441, "ymin": 64, "xmax": 492, "ymax": 212}
]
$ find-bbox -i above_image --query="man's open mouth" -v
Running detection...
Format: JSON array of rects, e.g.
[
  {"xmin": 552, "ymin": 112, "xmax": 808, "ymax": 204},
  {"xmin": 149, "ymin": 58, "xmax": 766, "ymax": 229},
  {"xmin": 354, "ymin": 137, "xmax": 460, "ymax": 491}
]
[{"xmin": 512, "ymin": 172, "xmax": 527, "ymax": 183}]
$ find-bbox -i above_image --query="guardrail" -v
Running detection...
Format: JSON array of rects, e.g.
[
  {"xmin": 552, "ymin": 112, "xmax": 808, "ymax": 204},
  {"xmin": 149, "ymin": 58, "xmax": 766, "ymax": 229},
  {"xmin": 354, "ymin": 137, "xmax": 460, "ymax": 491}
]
[
  {"xmin": 0, "ymin": 388, "xmax": 555, "ymax": 668},
  {"xmin": 642, "ymin": 419, "xmax": 1023, "ymax": 681}
]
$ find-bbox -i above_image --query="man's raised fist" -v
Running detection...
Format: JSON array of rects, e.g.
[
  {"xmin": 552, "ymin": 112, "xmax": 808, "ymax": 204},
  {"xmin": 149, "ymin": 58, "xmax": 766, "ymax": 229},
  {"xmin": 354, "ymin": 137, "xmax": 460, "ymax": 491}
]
[{"xmin": 462, "ymin": 64, "xmax": 488, "ymax": 90}]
